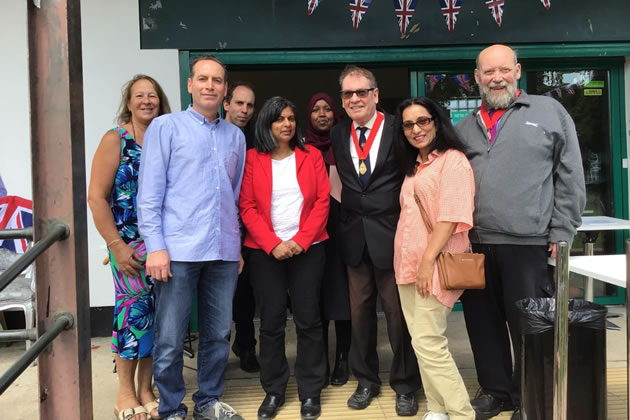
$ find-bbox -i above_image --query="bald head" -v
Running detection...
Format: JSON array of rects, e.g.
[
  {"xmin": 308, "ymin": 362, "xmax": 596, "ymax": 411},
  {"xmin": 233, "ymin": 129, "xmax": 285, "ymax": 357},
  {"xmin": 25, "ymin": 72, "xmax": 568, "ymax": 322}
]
[
  {"xmin": 476, "ymin": 44, "xmax": 518, "ymax": 70},
  {"xmin": 474, "ymin": 44, "xmax": 521, "ymax": 109}
]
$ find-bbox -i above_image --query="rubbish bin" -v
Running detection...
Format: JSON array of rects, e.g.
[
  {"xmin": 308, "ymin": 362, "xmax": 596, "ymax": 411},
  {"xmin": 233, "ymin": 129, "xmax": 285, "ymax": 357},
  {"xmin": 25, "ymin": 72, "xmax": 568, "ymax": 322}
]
[{"xmin": 516, "ymin": 298, "xmax": 607, "ymax": 420}]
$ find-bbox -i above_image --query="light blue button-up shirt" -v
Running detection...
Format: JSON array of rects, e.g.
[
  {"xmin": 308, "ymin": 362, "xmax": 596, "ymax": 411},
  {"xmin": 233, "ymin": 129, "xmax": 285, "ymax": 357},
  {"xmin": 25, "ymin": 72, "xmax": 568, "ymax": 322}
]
[{"xmin": 137, "ymin": 106, "xmax": 246, "ymax": 262}]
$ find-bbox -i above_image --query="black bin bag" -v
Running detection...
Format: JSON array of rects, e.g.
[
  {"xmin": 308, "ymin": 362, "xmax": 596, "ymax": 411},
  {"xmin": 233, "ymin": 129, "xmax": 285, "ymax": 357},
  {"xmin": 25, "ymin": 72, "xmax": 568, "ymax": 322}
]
[{"xmin": 516, "ymin": 298, "xmax": 607, "ymax": 420}]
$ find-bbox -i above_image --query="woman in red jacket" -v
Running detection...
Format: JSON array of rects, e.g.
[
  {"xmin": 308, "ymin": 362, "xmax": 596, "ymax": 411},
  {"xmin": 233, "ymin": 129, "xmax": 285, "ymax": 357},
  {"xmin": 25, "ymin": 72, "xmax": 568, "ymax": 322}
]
[{"xmin": 239, "ymin": 96, "xmax": 330, "ymax": 420}]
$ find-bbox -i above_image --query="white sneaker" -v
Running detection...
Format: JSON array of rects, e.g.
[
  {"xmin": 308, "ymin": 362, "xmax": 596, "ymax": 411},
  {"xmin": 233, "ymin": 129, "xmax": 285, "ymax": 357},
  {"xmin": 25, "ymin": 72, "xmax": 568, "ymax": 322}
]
[{"xmin": 422, "ymin": 412, "xmax": 449, "ymax": 420}]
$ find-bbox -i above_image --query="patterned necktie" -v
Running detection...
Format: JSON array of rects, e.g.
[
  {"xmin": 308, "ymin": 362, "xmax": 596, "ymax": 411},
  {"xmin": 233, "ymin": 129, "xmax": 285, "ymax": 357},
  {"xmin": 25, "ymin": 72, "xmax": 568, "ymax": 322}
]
[{"xmin": 358, "ymin": 126, "xmax": 371, "ymax": 186}]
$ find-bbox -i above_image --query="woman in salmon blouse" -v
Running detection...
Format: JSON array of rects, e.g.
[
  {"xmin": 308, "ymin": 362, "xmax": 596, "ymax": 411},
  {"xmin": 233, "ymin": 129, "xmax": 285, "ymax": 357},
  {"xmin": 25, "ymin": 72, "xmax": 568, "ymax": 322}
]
[
  {"xmin": 392, "ymin": 97, "xmax": 475, "ymax": 420},
  {"xmin": 239, "ymin": 96, "xmax": 330, "ymax": 420}
]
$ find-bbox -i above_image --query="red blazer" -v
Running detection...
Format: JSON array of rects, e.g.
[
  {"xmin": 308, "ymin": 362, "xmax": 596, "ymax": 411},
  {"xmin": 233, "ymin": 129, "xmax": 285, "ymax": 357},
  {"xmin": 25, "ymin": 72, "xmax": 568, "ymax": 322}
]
[{"xmin": 239, "ymin": 145, "xmax": 330, "ymax": 254}]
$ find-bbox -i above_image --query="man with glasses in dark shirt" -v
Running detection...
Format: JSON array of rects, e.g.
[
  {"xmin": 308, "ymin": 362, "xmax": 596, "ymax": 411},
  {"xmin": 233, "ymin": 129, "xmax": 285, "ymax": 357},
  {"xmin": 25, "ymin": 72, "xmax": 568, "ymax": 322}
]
[{"xmin": 330, "ymin": 65, "xmax": 422, "ymax": 417}]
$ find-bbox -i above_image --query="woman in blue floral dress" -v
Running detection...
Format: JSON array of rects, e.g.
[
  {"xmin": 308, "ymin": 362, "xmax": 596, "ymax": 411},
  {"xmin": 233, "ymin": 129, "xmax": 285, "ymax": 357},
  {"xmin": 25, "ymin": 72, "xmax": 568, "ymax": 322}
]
[{"xmin": 88, "ymin": 75, "xmax": 171, "ymax": 420}]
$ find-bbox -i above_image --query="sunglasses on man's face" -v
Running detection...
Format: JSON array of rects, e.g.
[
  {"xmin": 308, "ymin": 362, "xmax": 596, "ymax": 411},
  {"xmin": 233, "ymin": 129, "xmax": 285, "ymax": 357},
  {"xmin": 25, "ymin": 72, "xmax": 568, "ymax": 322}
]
[
  {"xmin": 340, "ymin": 88, "xmax": 375, "ymax": 100},
  {"xmin": 402, "ymin": 117, "xmax": 434, "ymax": 131}
]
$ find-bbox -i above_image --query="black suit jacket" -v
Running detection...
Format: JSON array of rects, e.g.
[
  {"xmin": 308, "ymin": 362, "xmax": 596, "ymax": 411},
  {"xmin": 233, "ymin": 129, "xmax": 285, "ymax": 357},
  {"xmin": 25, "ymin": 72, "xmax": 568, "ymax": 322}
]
[{"xmin": 330, "ymin": 112, "xmax": 404, "ymax": 270}]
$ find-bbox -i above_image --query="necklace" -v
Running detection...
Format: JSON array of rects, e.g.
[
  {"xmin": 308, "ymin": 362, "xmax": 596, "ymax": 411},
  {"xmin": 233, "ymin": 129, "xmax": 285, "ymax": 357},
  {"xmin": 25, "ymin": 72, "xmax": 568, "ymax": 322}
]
[{"xmin": 131, "ymin": 120, "xmax": 137, "ymax": 142}]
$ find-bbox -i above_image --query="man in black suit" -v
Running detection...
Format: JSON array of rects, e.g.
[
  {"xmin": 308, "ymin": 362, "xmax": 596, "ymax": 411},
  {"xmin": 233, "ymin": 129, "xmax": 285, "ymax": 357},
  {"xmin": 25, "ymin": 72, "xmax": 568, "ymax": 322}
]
[{"xmin": 331, "ymin": 65, "xmax": 422, "ymax": 416}]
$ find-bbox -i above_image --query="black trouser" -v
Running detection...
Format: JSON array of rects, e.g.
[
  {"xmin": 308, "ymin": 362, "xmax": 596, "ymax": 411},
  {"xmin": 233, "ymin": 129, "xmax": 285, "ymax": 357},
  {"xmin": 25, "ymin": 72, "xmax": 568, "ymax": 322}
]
[
  {"xmin": 232, "ymin": 248, "xmax": 257, "ymax": 352},
  {"xmin": 248, "ymin": 244, "xmax": 327, "ymax": 400},
  {"xmin": 460, "ymin": 244, "xmax": 553, "ymax": 406},
  {"xmin": 347, "ymin": 248, "xmax": 422, "ymax": 395},
  {"xmin": 322, "ymin": 319, "xmax": 351, "ymax": 356}
]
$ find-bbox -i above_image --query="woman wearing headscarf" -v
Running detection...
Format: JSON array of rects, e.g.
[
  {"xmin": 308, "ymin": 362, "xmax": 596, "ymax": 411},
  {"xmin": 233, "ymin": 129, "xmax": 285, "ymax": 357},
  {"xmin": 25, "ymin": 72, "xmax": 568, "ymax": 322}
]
[{"xmin": 304, "ymin": 93, "xmax": 351, "ymax": 386}]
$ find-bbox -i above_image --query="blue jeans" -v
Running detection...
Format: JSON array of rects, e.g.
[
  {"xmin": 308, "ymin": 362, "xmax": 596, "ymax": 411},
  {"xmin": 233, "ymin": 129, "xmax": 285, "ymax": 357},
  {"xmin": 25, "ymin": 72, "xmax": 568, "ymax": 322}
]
[{"xmin": 153, "ymin": 260, "xmax": 238, "ymax": 418}]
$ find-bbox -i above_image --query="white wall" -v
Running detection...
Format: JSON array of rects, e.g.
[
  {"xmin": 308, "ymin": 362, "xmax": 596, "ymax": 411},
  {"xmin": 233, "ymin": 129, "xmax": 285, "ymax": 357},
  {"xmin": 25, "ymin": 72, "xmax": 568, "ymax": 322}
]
[
  {"xmin": 0, "ymin": 1, "xmax": 31, "ymax": 199},
  {"xmin": 0, "ymin": 0, "xmax": 181, "ymax": 307}
]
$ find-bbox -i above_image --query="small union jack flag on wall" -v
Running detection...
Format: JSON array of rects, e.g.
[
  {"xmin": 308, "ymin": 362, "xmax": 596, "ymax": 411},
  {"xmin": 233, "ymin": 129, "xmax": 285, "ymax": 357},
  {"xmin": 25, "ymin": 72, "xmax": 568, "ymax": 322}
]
[
  {"xmin": 485, "ymin": 0, "xmax": 505, "ymax": 27},
  {"xmin": 439, "ymin": 0, "xmax": 462, "ymax": 33},
  {"xmin": 307, "ymin": 0, "xmax": 321, "ymax": 15},
  {"xmin": 454, "ymin": 73, "xmax": 474, "ymax": 93},
  {"xmin": 349, "ymin": 0, "xmax": 373, "ymax": 31},
  {"xmin": 392, "ymin": 0, "xmax": 417, "ymax": 36},
  {"xmin": 540, "ymin": 0, "xmax": 550, "ymax": 10},
  {"xmin": 429, "ymin": 74, "xmax": 443, "ymax": 91},
  {"xmin": 0, "ymin": 196, "xmax": 33, "ymax": 254}
]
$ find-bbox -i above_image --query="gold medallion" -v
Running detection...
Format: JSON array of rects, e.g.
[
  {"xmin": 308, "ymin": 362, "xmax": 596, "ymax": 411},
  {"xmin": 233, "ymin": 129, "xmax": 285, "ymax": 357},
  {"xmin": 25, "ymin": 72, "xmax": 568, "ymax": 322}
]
[{"xmin": 359, "ymin": 161, "xmax": 367, "ymax": 175}]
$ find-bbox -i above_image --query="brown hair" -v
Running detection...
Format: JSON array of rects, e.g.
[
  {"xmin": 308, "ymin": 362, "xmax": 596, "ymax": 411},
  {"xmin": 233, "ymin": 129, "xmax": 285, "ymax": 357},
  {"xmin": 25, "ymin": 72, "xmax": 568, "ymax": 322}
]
[
  {"xmin": 116, "ymin": 75, "xmax": 171, "ymax": 125},
  {"xmin": 189, "ymin": 55, "xmax": 227, "ymax": 80},
  {"xmin": 338, "ymin": 65, "xmax": 378, "ymax": 89}
]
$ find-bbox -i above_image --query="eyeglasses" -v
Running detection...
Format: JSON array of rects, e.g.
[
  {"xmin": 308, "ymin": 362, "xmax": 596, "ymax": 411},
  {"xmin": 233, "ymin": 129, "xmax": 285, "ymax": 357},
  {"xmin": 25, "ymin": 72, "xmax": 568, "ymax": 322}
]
[
  {"xmin": 402, "ymin": 117, "xmax": 434, "ymax": 131},
  {"xmin": 340, "ymin": 88, "xmax": 375, "ymax": 100}
]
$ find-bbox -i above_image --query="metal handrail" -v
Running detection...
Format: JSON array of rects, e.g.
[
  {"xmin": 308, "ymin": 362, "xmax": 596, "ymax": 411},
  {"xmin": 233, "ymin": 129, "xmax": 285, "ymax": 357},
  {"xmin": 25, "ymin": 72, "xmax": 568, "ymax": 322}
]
[
  {"xmin": 0, "ymin": 227, "xmax": 33, "ymax": 241},
  {"xmin": 0, "ymin": 329, "xmax": 38, "ymax": 342},
  {"xmin": 0, "ymin": 312, "xmax": 74, "ymax": 395},
  {"xmin": 0, "ymin": 222, "xmax": 68, "ymax": 293}
]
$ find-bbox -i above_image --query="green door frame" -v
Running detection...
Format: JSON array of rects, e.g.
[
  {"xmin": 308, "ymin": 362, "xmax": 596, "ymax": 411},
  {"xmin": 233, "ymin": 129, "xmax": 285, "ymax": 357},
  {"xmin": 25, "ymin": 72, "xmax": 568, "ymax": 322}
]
[{"xmin": 179, "ymin": 42, "xmax": 629, "ymax": 307}]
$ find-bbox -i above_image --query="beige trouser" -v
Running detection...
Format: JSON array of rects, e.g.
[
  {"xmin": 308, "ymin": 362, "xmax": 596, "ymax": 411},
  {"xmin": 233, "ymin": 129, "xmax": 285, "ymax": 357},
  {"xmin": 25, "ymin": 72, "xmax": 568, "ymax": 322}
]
[{"xmin": 398, "ymin": 284, "xmax": 475, "ymax": 420}]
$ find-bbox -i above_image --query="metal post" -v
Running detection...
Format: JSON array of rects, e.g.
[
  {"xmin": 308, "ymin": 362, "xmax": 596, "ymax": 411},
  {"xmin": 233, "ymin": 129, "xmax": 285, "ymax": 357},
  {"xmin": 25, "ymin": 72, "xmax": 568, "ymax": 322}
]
[
  {"xmin": 584, "ymin": 241, "xmax": 595, "ymax": 301},
  {"xmin": 625, "ymin": 239, "xmax": 630, "ymax": 420},
  {"xmin": 553, "ymin": 241, "xmax": 570, "ymax": 420},
  {"xmin": 27, "ymin": 1, "xmax": 92, "ymax": 418}
]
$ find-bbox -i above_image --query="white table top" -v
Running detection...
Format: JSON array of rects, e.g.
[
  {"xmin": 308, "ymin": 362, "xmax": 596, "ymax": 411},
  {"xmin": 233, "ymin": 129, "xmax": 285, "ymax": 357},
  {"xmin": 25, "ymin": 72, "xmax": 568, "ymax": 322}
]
[
  {"xmin": 578, "ymin": 216, "xmax": 630, "ymax": 231},
  {"xmin": 549, "ymin": 254, "xmax": 626, "ymax": 288}
]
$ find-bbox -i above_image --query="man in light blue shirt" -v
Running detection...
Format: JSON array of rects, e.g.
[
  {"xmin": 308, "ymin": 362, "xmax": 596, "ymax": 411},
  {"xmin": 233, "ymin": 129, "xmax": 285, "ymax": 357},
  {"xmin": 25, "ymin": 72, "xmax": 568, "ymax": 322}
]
[{"xmin": 138, "ymin": 55, "xmax": 246, "ymax": 420}]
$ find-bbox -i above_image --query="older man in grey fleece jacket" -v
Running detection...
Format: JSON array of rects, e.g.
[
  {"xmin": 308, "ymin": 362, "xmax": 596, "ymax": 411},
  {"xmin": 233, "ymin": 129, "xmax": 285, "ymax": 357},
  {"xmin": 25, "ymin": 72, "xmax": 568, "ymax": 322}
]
[{"xmin": 456, "ymin": 44, "xmax": 585, "ymax": 420}]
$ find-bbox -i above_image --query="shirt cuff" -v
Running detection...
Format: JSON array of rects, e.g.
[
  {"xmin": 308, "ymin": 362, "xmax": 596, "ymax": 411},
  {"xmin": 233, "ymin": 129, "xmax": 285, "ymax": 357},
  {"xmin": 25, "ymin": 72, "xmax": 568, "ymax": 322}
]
[{"xmin": 144, "ymin": 235, "xmax": 167, "ymax": 254}]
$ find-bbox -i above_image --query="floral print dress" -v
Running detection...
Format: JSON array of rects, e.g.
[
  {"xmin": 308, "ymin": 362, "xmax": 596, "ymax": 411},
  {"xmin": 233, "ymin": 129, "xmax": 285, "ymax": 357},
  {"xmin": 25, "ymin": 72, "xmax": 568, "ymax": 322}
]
[{"xmin": 108, "ymin": 126, "xmax": 154, "ymax": 360}]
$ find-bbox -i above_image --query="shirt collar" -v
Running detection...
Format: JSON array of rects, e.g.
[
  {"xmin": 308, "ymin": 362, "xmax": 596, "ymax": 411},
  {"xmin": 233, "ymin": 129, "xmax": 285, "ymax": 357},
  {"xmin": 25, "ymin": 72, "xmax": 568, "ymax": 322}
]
[
  {"xmin": 353, "ymin": 111, "xmax": 378, "ymax": 131},
  {"xmin": 187, "ymin": 105, "xmax": 221, "ymax": 126},
  {"xmin": 416, "ymin": 149, "xmax": 441, "ymax": 166}
]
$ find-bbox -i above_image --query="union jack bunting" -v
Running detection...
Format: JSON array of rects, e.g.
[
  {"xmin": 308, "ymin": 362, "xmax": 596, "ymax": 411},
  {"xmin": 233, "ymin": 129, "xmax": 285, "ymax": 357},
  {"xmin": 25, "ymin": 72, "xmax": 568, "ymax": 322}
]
[
  {"xmin": 439, "ymin": 0, "xmax": 462, "ymax": 33},
  {"xmin": 485, "ymin": 0, "xmax": 505, "ymax": 27},
  {"xmin": 307, "ymin": 0, "xmax": 321, "ymax": 15},
  {"xmin": 0, "ymin": 196, "xmax": 33, "ymax": 254},
  {"xmin": 393, "ymin": 0, "xmax": 417, "ymax": 36},
  {"xmin": 454, "ymin": 74, "xmax": 473, "ymax": 93},
  {"xmin": 540, "ymin": 0, "xmax": 550, "ymax": 10},
  {"xmin": 428, "ymin": 74, "xmax": 443, "ymax": 91},
  {"xmin": 349, "ymin": 0, "xmax": 372, "ymax": 31}
]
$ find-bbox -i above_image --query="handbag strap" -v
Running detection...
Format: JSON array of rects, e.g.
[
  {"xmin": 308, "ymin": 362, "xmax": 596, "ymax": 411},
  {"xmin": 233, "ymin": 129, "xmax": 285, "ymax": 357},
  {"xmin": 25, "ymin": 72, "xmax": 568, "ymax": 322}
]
[{"xmin": 413, "ymin": 192, "xmax": 433, "ymax": 234}]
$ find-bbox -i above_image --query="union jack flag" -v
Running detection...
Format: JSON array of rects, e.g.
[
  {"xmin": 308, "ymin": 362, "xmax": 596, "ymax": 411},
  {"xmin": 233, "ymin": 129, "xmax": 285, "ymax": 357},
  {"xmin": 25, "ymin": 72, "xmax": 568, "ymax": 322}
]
[
  {"xmin": 428, "ymin": 74, "xmax": 443, "ymax": 91},
  {"xmin": 349, "ymin": 0, "xmax": 372, "ymax": 32},
  {"xmin": 485, "ymin": 0, "xmax": 504, "ymax": 27},
  {"xmin": 440, "ymin": 0, "xmax": 462, "ymax": 33},
  {"xmin": 454, "ymin": 74, "xmax": 473, "ymax": 93},
  {"xmin": 0, "ymin": 196, "xmax": 33, "ymax": 254},
  {"xmin": 392, "ymin": 0, "xmax": 417, "ymax": 36},
  {"xmin": 307, "ymin": 0, "xmax": 321, "ymax": 15},
  {"xmin": 540, "ymin": 0, "xmax": 550, "ymax": 10}
]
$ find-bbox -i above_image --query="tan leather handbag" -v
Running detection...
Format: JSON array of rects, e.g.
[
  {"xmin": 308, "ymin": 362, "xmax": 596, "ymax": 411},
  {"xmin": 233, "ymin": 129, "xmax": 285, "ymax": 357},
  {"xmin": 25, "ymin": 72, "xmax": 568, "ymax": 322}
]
[{"xmin": 413, "ymin": 193, "xmax": 486, "ymax": 290}]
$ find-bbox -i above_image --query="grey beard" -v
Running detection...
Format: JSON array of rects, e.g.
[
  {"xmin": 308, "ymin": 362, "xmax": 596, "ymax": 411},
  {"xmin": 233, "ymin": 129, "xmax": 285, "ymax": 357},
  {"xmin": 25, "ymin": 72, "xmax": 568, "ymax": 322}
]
[{"xmin": 481, "ymin": 83, "xmax": 517, "ymax": 109}]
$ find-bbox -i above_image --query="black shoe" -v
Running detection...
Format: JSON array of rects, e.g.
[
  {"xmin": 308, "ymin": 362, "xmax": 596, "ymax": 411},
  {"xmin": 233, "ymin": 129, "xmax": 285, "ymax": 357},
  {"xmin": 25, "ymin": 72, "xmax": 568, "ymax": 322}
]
[
  {"xmin": 300, "ymin": 397, "xmax": 321, "ymax": 420},
  {"xmin": 347, "ymin": 384, "xmax": 380, "ymax": 410},
  {"xmin": 330, "ymin": 352, "xmax": 349, "ymax": 386},
  {"xmin": 511, "ymin": 407, "xmax": 521, "ymax": 420},
  {"xmin": 257, "ymin": 394, "xmax": 284, "ymax": 420},
  {"xmin": 395, "ymin": 392, "xmax": 418, "ymax": 416},
  {"xmin": 471, "ymin": 389, "xmax": 511, "ymax": 419},
  {"xmin": 233, "ymin": 344, "xmax": 260, "ymax": 373}
]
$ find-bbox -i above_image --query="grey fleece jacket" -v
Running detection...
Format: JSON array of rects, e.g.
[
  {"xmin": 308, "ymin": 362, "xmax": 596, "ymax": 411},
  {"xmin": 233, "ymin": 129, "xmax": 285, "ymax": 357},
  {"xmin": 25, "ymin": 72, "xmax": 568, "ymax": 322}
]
[{"xmin": 456, "ymin": 91, "xmax": 586, "ymax": 245}]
